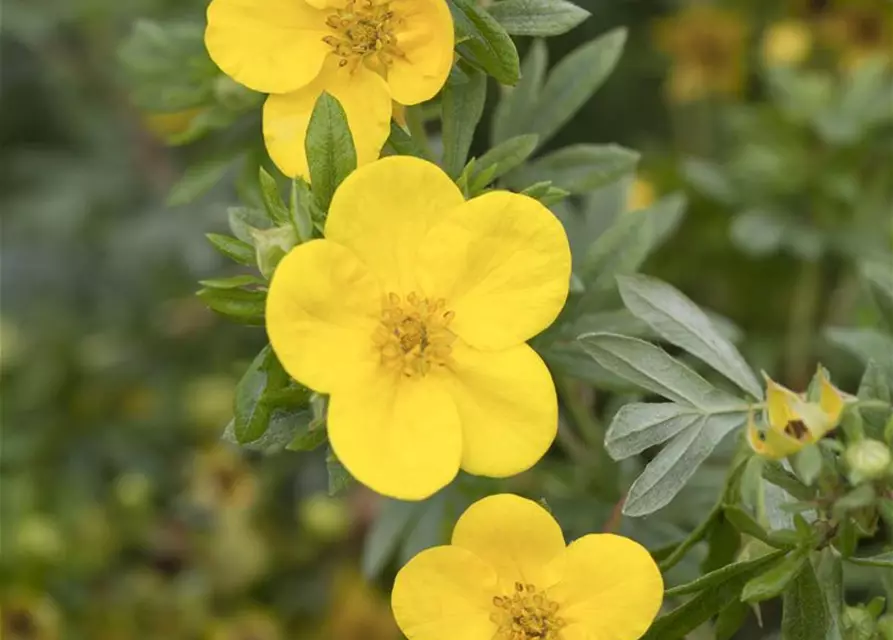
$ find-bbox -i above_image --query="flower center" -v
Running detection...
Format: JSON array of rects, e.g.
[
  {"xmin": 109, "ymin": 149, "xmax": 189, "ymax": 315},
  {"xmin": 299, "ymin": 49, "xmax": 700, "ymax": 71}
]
[
  {"xmin": 491, "ymin": 582, "xmax": 566, "ymax": 640},
  {"xmin": 323, "ymin": 0, "xmax": 405, "ymax": 71},
  {"xmin": 374, "ymin": 292, "xmax": 455, "ymax": 378}
]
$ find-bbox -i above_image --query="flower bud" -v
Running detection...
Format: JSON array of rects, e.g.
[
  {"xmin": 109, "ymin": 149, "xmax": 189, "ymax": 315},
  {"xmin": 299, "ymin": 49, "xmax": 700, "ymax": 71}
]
[{"xmin": 845, "ymin": 438, "xmax": 892, "ymax": 483}]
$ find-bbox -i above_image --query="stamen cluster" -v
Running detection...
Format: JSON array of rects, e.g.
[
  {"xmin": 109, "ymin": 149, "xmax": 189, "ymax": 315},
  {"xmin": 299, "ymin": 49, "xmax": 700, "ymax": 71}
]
[
  {"xmin": 491, "ymin": 582, "xmax": 566, "ymax": 640},
  {"xmin": 374, "ymin": 292, "xmax": 455, "ymax": 378}
]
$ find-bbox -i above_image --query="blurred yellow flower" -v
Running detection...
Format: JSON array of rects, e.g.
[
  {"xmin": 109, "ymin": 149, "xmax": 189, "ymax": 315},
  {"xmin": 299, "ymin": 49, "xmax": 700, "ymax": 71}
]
[
  {"xmin": 655, "ymin": 6, "xmax": 748, "ymax": 103},
  {"xmin": 747, "ymin": 369, "xmax": 847, "ymax": 459},
  {"xmin": 762, "ymin": 20, "xmax": 813, "ymax": 67},
  {"xmin": 626, "ymin": 176, "xmax": 657, "ymax": 212},
  {"xmin": 1, "ymin": 593, "xmax": 60, "ymax": 640},
  {"xmin": 322, "ymin": 568, "xmax": 401, "ymax": 640},
  {"xmin": 266, "ymin": 156, "xmax": 571, "ymax": 499},
  {"xmin": 144, "ymin": 107, "xmax": 206, "ymax": 140},
  {"xmin": 819, "ymin": 0, "xmax": 893, "ymax": 69},
  {"xmin": 392, "ymin": 494, "xmax": 663, "ymax": 640},
  {"xmin": 205, "ymin": 0, "xmax": 455, "ymax": 178},
  {"xmin": 189, "ymin": 446, "xmax": 257, "ymax": 511}
]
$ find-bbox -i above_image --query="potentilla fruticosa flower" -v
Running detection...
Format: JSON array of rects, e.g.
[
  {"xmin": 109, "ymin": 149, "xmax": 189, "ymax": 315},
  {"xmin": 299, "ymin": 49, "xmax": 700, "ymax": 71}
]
[
  {"xmin": 265, "ymin": 156, "xmax": 572, "ymax": 500},
  {"xmin": 748, "ymin": 368, "xmax": 848, "ymax": 459},
  {"xmin": 205, "ymin": 0, "xmax": 455, "ymax": 178},
  {"xmin": 392, "ymin": 494, "xmax": 663, "ymax": 640},
  {"xmin": 654, "ymin": 5, "xmax": 748, "ymax": 103}
]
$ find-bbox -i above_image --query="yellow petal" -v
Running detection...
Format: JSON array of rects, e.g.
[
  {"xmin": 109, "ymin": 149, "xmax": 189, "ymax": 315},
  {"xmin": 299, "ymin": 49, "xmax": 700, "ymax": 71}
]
[
  {"xmin": 746, "ymin": 410, "xmax": 803, "ymax": 460},
  {"xmin": 263, "ymin": 59, "xmax": 392, "ymax": 179},
  {"xmin": 764, "ymin": 374, "xmax": 800, "ymax": 430},
  {"xmin": 325, "ymin": 156, "xmax": 465, "ymax": 292},
  {"xmin": 391, "ymin": 545, "xmax": 497, "ymax": 640},
  {"xmin": 818, "ymin": 369, "xmax": 845, "ymax": 423},
  {"xmin": 265, "ymin": 239, "xmax": 381, "ymax": 393},
  {"xmin": 418, "ymin": 191, "xmax": 571, "ymax": 350},
  {"xmin": 548, "ymin": 534, "xmax": 663, "ymax": 640},
  {"xmin": 327, "ymin": 369, "xmax": 462, "ymax": 500},
  {"xmin": 451, "ymin": 494, "xmax": 565, "ymax": 588},
  {"xmin": 386, "ymin": 0, "xmax": 455, "ymax": 104},
  {"xmin": 205, "ymin": 0, "xmax": 330, "ymax": 94},
  {"xmin": 448, "ymin": 341, "xmax": 557, "ymax": 477}
]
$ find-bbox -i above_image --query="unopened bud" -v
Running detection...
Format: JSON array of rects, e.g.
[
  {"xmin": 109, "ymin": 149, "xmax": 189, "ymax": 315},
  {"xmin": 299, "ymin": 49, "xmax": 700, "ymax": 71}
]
[{"xmin": 845, "ymin": 439, "xmax": 891, "ymax": 483}]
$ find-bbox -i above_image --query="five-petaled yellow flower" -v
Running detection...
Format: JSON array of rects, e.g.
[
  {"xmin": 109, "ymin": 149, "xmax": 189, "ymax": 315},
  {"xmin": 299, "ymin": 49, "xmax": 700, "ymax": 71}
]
[
  {"xmin": 392, "ymin": 494, "xmax": 663, "ymax": 640},
  {"xmin": 266, "ymin": 156, "xmax": 571, "ymax": 500},
  {"xmin": 205, "ymin": 0, "xmax": 455, "ymax": 178},
  {"xmin": 747, "ymin": 369, "xmax": 847, "ymax": 459}
]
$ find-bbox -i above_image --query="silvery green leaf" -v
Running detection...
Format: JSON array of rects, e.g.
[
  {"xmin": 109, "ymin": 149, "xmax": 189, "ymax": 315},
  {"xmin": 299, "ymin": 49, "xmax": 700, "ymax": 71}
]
[
  {"xmin": 489, "ymin": 0, "xmax": 590, "ymax": 37},
  {"xmin": 782, "ymin": 552, "xmax": 845, "ymax": 640},
  {"xmin": 826, "ymin": 327, "xmax": 893, "ymax": 388},
  {"xmin": 617, "ymin": 274, "xmax": 762, "ymax": 399},
  {"xmin": 441, "ymin": 65, "xmax": 488, "ymax": 178},
  {"xmin": 605, "ymin": 403, "xmax": 701, "ymax": 460},
  {"xmin": 167, "ymin": 156, "xmax": 234, "ymax": 206},
  {"xmin": 470, "ymin": 134, "xmax": 538, "ymax": 190},
  {"xmin": 510, "ymin": 144, "xmax": 639, "ymax": 194},
  {"xmin": 863, "ymin": 260, "xmax": 893, "ymax": 331},
  {"xmin": 449, "ymin": 0, "xmax": 520, "ymax": 85},
  {"xmin": 258, "ymin": 166, "xmax": 289, "ymax": 224},
  {"xmin": 539, "ymin": 342, "xmax": 639, "ymax": 392},
  {"xmin": 228, "ymin": 206, "xmax": 270, "ymax": 244},
  {"xmin": 578, "ymin": 333, "xmax": 746, "ymax": 410},
  {"xmin": 492, "ymin": 39, "xmax": 547, "ymax": 144},
  {"xmin": 362, "ymin": 499, "xmax": 419, "ymax": 578},
  {"xmin": 622, "ymin": 412, "xmax": 746, "ymax": 516}
]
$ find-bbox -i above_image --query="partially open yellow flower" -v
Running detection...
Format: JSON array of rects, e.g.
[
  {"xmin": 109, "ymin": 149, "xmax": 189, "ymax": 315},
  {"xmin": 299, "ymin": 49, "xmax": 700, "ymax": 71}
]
[
  {"xmin": 392, "ymin": 494, "xmax": 663, "ymax": 640},
  {"xmin": 205, "ymin": 0, "xmax": 454, "ymax": 178},
  {"xmin": 818, "ymin": 0, "xmax": 893, "ymax": 70},
  {"xmin": 626, "ymin": 177, "xmax": 656, "ymax": 212},
  {"xmin": 747, "ymin": 369, "xmax": 847, "ymax": 459},
  {"xmin": 266, "ymin": 156, "xmax": 571, "ymax": 499},
  {"xmin": 1, "ymin": 593, "xmax": 60, "ymax": 640}
]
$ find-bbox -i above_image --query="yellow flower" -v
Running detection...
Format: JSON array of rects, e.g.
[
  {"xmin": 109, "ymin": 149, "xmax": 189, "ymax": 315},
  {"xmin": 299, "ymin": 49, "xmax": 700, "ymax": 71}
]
[
  {"xmin": 266, "ymin": 156, "xmax": 571, "ymax": 499},
  {"xmin": 818, "ymin": 0, "xmax": 893, "ymax": 69},
  {"xmin": 189, "ymin": 446, "xmax": 258, "ymax": 511},
  {"xmin": 144, "ymin": 107, "xmax": 206, "ymax": 140},
  {"xmin": 762, "ymin": 20, "xmax": 813, "ymax": 67},
  {"xmin": 747, "ymin": 369, "xmax": 847, "ymax": 459},
  {"xmin": 391, "ymin": 494, "xmax": 663, "ymax": 640},
  {"xmin": 626, "ymin": 176, "xmax": 656, "ymax": 212},
  {"xmin": 205, "ymin": 0, "xmax": 455, "ymax": 178},
  {"xmin": 654, "ymin": 6, "xmax": 748, "ymax": 103},
  {"xmin": 322, "ymin": 568, "xmax": 401, "ymax": 640}
]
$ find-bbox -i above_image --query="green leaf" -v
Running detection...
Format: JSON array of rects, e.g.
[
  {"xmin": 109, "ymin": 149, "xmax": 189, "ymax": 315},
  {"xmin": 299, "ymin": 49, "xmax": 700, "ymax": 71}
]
[
  {"xmin": 792, "ymin": 444, "xmax": 823, "ymax": 486},
  {"xmin": 847, "ymin": 551, "xmax": 893, "ymax": 568},
  {"xmin": 741, "ymin": 549, "xmax": 809, "ymax": 603},
  {"xmin": 196, "ymin": 287, "xmax": 265, "ymax": 324},
  {"xmin": 666, "ymin": 549, "xmax": 787, "ymax": 597},
  {"xmin": 233, "ymin": 345, "xmax": 288, "ymax": 443},
  {"xmin": 167, "ymin": 156, "xmax": 234, "ymax": 205},
  {"xmin": 385, "ymin": 121, "xmax": 428, "ymax": 159},
  {"xmin": 305, "ymin": 92, "xmax": 357, "ymax": 210},
  {"xmin": 285, "ymin": 422, "xmax": 327, "ymax": 451},
  {"xmin": 621, "ymin": 412, "xmax": 747, "ymax": 516},
  {"xmin": 469, "ymin": 133, "xmax": 539, "ymax": 191},
  {"xmin": 617, "ymin": 275, "xmax": 762, "ymax": 399},
  {"xmin": 441, "ymin": 66, "xmax": 488, "ymax": 178},
  {"xmin": 762, "ymin": 461, "xmax": 817, "ymax": 501},
  {"xmin": 826, "ymin": 327, "xmax": 893, "ymax": 388},
  {"xmin": 577, "ymin": 333, "xmax": 746, "ymax": 410},
  {"xmin": 682, "ymin": 158, "xmax": 738, "ymax": 205},
  {"xmin": 724, "ymin": 505, "xmax": 780, "ymax": 548},
  {"xmin": 527, "ymin": 28, "xmax": 626, "ymax": 146},
  {"xmin": 198, "ymin": 275, "xmax": 264, "ymax": 289},
  {"xmin": 538, "ymin": 342, "xmax": 640, "ymax": 392},
  {"xmin": 858, "ymin": 360, "xmax": 893, "ymax": 438},
  {"xmin": 657, "ymin": 502, "xmax": 723, "ymax": 571},
  {"xmin": 258, "ymin": 167, "xmax": 289, "ymax": 224},
  {"xmin": 222, "ymin": 407, "xmax": 313, "ymax": 454},
  {"xmin": 714, "ymin": 599, "xmax": 750, "ymax": 640},
  {"xmin": 520, "ymin": 181, "xmax": 570, "ymax": 205},
  {"xmin": 326, "ymin": 449, "xmax": 354, "ymax": 496},
  {"xmin": 834, "ymin": 484, "xmax": 876, "ymax": 514},
  {"xmin": 228, "ymin": 206, "xmax": 271, "ymax": 244},
  {"xmin": 604, "ymin": 403, "xmax": 701, "ymax": 460},
  {"xmin": 511, "ymin": 144, "xmax": 639, "ymax": 194},
  {"xmin": 206, "ymin": 233, "xmax": 256, "ymax": 266},
  {"xmin": 863, "ymin": 261, "xmax": 893, "ymax": 330},
  {"xmin": 399, "ymin": 492, "xmax": 449, "ymax": 564},
  {"xmin": 488, "ymin": 0, "xmax": 589, "ymax": 36},
  {"xmin": 782, "ymin": 553, "xmax": 845, "ymax": 640},
  {"xmin": 449, "ymin": 0, "xmax": 520, "ymax": 85},
  {"xmin": 289, "ymin": 178, "xmax": 315, "ymax": 242},
  {"xmin": 644, "ymin": 550, "xmax": 787, "ymax": 640},
  {"xmin": 362, "ymin": 499, "xmax": 420, "ymax": 578},
  {"xmin": 491, "ymin": 39, "xmax": 546, "ymax": 144}
]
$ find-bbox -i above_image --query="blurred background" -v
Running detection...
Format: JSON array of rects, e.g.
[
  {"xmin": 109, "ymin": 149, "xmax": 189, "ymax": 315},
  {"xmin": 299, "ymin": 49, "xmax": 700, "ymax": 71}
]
[{"xmin": 1, "ymin": 0, "xmax": 891, "ymax": 638}]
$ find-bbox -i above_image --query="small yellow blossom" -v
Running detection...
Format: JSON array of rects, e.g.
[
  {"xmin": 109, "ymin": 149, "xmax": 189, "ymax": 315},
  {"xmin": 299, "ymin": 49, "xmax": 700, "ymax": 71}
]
[
  {"xmin": 266, "ymin": 156, "xmax": 571, "ymax": 499},
  {"xmin": 748, "ymin": 369, "xmax": 847, "ymax": 459},
  {"xmin": 762, "ymin": 20, "xmax": 813, "ymax": 67},
  {"xmin": 654, "ymin": 6, "xmax": 749, "ymax": 103},
  {"xmin": 626, "ymin": 176, "xmax": 656, "ymax": 212},
  {"xmin": 819, "ymin": 0, "xmax": 893, "ymax": 69},
  {"xmin": 189, "ymin": 446, "xmax": 258, "ymax": 511},
  {"xmin": 392, "ymin": 494, "xmax": 663, "ymax": 640},
  {"xmin": 205, "ymin": 0, "xmax": 455, "ymax": 178}
]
